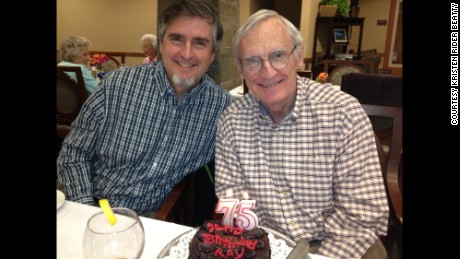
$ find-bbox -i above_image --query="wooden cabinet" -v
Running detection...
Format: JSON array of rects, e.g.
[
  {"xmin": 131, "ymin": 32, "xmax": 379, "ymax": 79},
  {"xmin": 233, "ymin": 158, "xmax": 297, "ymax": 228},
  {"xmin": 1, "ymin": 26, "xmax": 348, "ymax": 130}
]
[{"xmin": 311, "ymin": 16, "xmax": 365, "ymax": 77}]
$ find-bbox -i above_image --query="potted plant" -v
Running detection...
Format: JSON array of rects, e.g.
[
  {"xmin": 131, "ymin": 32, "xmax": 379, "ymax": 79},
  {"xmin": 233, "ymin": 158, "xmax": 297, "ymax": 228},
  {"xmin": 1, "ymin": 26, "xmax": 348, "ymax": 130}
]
[
  {"xmin": 349, "ymin": 0, "xmax": 360, "ymax": 18},
  {"xmin": 318, "ymin": 0, "xmax": 350, "ymax": 17}
]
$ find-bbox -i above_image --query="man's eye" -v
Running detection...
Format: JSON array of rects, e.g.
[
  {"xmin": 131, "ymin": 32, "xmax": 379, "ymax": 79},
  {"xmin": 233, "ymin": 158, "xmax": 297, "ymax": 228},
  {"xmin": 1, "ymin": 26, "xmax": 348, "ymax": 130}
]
[
  {"xmin": 194, "ymin": 39, "xmax": 207, "ymax": 47},
  {"xmin": 245, "ymin": 57, "xmax": 260, "ymax": 65},
  {"xmin": 170, "ymin": 36, "xmax": 182, "ymax": 42},
  {"xmin": 271, "ymin": 51, "xmax": 284, "ymax": 60}
]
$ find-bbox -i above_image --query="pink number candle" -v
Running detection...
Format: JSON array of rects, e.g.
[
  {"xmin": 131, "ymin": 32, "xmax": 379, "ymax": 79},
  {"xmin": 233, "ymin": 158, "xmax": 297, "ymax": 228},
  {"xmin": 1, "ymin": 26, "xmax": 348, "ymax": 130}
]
[
  {"xmin": 235, "ymin": 192, "xmax": 259, "ymax": 231},
  {"xmin": 215, "ymin": 189, "xmax": 239, "ymax": 227}
]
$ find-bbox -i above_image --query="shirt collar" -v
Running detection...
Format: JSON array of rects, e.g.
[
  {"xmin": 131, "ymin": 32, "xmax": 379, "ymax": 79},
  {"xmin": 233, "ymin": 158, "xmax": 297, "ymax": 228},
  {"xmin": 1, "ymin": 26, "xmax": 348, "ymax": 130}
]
[{"xmin": 253, "ymin": 80, "xmax": 303, "ymax": 124}]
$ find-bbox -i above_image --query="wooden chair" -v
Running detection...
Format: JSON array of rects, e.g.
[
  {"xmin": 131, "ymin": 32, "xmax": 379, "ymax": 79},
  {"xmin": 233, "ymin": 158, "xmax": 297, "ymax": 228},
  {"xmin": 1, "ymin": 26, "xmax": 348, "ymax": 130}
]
[
  {"xmin": 296, "ymin": 69, "xmax": 312, "ymax": 79},
  {"xmin": 56, "ymin": 66, "xmax": 89, "ymax": 140},
  {"xmin": 341, "ymin": 73, "xmax": 402, "ymax": 109},
  {"xmin": 56, "ymin": 66, "xmax": 89, "ymax": 158},
  {"xmin": 362, "ymin": 104, "xmax": 402, "ymax": 259},
  {"xmin": 303, "ymin": 57, "xmax": 313, "ymax": 70},
  {"xmin": 100, "ymin": 56, "xmax": 120, "ymax": 72},
  {"xmin": 155, "ymin": 161, "xmax": 218, "ymax": 227},
  {"xmin": 155, "ymin": 172, "xmax": 196, "ymax": 226},
  {"xmin": 324, "ymin": 60, "xmax": 374, "ymax": 86},
  {"xmin": 350, "ymin": 49, "xmax": 382, "ymax": 74}
]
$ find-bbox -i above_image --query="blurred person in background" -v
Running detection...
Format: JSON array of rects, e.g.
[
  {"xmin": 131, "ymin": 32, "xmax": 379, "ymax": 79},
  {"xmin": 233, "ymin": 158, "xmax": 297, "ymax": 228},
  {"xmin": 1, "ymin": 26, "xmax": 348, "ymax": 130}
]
[
  {"xmin": 58, "ymin": 36, "xmax": 98, "ymax": 95},
  {"xmin": 141, "ymin": 33, "xmax": 158, "ymax": 64}
]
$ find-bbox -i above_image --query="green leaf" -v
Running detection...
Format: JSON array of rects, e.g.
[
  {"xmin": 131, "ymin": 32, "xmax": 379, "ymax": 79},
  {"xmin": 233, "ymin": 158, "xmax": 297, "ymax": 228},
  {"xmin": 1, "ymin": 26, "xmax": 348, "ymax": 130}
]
[{"xmin": 204, "ymin": 164, "xmax": 213, "ymax": 183}]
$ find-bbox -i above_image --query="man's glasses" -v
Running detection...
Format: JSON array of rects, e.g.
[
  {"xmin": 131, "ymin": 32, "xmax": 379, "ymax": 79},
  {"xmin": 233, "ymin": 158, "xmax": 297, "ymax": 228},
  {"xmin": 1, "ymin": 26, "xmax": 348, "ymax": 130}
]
[{"xmin": 239, "ymin": 45, "xmax": 297, "ymax": 74}]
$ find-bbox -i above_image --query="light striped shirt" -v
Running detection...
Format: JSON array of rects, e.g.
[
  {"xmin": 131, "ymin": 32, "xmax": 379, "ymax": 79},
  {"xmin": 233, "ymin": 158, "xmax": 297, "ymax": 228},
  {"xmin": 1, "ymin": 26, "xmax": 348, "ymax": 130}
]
[
  {"xmin": 215, "ymin": 76, "xmax": 389, "ymax": 259},
  {"xmin": 57, "ymin": 61, "xmax": 233, "ymax": 214},
  {"xmin": 57, "ymin": 61, "xmax": 98, "ymax": 95}
]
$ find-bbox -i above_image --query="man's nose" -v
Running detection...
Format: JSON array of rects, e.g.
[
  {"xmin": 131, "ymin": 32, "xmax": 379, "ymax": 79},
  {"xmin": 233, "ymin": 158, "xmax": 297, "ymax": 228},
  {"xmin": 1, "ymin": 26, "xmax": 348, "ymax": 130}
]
[{"xmin": 180, "ymin": 42, "xmax": 193, "ymax": 58}]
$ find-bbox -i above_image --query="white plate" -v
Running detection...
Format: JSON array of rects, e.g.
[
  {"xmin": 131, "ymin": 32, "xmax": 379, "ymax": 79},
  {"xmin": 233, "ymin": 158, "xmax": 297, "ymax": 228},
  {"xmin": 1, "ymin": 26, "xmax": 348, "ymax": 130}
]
[
  {"xmin": 56, "ymin": 190, "xmax": 65, "ymax": 209},
  {"xmin": 157, "ymin": 226, "xmax": 297, "ymax": 259},
  {"xmin": 157, "ymin": 226, "xmax": 332, "ymax": 259}
]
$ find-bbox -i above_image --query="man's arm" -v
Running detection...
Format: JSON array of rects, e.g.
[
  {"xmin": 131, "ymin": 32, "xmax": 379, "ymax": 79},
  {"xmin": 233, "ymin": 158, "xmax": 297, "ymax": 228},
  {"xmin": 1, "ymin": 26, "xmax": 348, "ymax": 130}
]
[
  {"xmin": 317, "ymin": 105, "xmax": 389, "ymax": 258},
  {"xmin": 57, "ymin": 89, "xmax": 105, "ymax": 205},
  {"xmin": 214, "ymin": 114, "xmax": 246, "ymax": 199}
]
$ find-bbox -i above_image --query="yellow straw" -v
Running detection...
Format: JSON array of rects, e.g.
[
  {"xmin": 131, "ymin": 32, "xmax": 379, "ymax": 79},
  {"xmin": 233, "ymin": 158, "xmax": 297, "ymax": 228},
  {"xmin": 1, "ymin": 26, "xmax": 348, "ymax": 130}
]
[{"xmin": 99, "ymin": 199, "xmax": 117, "ymax": 225}]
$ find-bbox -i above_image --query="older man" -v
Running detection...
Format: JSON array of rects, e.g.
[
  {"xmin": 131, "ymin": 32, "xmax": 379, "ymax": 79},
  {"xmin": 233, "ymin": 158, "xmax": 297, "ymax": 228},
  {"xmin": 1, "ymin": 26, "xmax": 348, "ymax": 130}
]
[{"xmin": 215, "ymin": 9, "xmax": 389, "ymax": 259}]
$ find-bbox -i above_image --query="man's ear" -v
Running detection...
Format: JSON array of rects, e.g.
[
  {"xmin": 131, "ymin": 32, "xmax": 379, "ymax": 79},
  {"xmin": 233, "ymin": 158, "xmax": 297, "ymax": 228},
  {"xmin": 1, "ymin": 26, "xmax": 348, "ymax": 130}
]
[
  {"xmin": 296, "ymin": 48, "xmax": 305, "ymax": 70},
  {"xmin": 234, "ymin": 58, "xmax": 245, "ymax": 80},
  {"xmin": 209, "ymin": 50, "xmax": 216, "ymax": 63}
]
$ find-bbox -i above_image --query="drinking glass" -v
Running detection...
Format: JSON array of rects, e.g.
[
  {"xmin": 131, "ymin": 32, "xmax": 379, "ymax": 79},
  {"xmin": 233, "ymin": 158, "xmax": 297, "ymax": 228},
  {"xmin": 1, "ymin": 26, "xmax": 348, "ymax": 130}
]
[{"xmin": 83, "ymin": 207, "xmax": 145, "ymax": 259}]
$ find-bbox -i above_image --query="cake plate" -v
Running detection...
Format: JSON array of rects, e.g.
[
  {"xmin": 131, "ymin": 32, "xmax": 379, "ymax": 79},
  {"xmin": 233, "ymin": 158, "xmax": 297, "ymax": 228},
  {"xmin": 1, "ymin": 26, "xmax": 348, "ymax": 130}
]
[{"xmin": 157, "ymin": 226, "xmax": 297, "ymax": 259}]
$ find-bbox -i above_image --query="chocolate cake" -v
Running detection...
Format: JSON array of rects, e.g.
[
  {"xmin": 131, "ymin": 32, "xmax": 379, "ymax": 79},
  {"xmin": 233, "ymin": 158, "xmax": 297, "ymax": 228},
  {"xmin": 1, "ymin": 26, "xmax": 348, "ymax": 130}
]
[{"xmin": 188, "ymin": 220, "xmax": 270, "ymax": 259}]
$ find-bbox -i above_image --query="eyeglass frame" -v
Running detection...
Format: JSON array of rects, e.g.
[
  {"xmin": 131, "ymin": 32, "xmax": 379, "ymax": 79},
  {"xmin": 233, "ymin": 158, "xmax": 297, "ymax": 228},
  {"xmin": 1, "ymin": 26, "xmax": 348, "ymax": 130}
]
[{"xmin": 238, "ymin": 45, "xmax": 298, "ymax": 74}]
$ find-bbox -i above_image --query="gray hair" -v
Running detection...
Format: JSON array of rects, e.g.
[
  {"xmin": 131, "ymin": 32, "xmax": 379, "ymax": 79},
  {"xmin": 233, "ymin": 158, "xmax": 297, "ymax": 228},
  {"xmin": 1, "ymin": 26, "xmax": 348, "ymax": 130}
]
[
  {"xmin": 141, "ymin": 34, "xmax": 158, "ymax": 48},
  {"xmin": 232, "ymin": 9, "xmax": 304, "ymax": 59},
  {"xmin": 158, "ymin": 0, "xmax": 223, "ymax": 53},
  {"xmin": 60, "ymin": 36, "xmax": 91, "ymax": 62}
]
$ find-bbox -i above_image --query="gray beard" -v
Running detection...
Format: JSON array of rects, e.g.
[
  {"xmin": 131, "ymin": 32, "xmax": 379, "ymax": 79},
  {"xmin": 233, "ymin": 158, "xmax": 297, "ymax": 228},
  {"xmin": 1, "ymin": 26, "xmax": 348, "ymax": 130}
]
[{"xmin": 172, "ymin": 74, "xmax": 195, "ymax": 89}]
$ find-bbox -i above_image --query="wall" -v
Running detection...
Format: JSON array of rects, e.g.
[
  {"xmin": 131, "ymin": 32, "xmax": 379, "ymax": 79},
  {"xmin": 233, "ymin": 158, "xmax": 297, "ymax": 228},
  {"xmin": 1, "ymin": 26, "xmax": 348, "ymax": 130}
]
[
  {"xmin": 238, "ymin": 0, "xmax": 317, "ymax": 63},
  {"xmin": 275, "ymin": 0, "xmax": 302, "ymax": 28},
  {"xmin": 57, "ymin": 0, "xmax": 157, "ymax": 66},
  {"xmin": 300, "ymin": 0, "xmax": 322, "ymax": 59},
  {"xmin": 237, "ymin": 0, "xmax": 392, "ymax": 62},
  {"xmin": 57, "ymin": 0, "xmax": 241, "ymax": 89},
  {"xmin": 57, "ymin": 0, "xmax": 395, "ymax": 84},
  {"xmin": 239, "ymin": 0, "xmax": 250, "ymax": 27},
  {"xmin": 349, "ymin": 0, "xmax": 391, "ymax": 54}
]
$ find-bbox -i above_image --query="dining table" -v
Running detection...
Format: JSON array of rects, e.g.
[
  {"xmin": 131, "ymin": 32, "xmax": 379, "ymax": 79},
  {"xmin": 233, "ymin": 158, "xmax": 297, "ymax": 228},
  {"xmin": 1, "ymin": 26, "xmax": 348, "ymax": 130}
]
[
  {"xmin": 57, "ymin": 200, "xmax": 193, "ymax": 259},
  {"xmin": 57, "ymin": 199, "xmax": 332, "ymax": 259}
]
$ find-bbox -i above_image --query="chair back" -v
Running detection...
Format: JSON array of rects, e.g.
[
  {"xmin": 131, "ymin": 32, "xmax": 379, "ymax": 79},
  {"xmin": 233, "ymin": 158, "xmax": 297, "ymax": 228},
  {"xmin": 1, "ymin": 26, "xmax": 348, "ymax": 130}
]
[
  {"xmin": 296, "ymin": 69, "xmax": 312, "ymax": 79},
  {"xmin": 363, "ymin": 104, "xmax": 402, "ymax": 259},
  {"xmin": 362, "ymin": 104, "xmax": 402, "ymax": 223},
  {"xmin": 341, "ymin": 73, "xmax": 402, "ymax": 108},
  {"xmin": 100, "ymin": 56, "xmax": 120, "ymax": 72},
  {"xmin": 350, "ymin": 49, "xmax": 382, "ymax": 74},
  {"xmin": 56, "ymin": 66, "xmax": 88, "ymax": 126},
  {"xmin": 324, "ymin": 60, "xmax": 374, "ymax": 86}
]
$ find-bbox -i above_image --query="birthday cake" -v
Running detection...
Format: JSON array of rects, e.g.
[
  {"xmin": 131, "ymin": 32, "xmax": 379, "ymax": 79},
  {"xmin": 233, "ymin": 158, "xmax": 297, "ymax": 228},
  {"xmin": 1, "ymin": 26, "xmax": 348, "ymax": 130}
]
[{"xmin": 188, "ymin": 220, "xmax": 271, "ymax": 258}]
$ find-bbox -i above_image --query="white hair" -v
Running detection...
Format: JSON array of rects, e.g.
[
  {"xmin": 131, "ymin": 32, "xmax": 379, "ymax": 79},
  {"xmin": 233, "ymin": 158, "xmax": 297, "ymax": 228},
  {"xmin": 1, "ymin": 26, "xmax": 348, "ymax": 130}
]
[{"xmin": 141, "ymin": 34, "xmax": 157, "ymax": 48}]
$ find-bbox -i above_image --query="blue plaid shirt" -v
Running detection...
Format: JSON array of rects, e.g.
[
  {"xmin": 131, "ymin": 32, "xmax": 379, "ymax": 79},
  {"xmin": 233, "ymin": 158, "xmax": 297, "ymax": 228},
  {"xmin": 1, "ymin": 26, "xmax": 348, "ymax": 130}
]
[{"xmin": 57, "ymin": 62, "xmax": 233, "ymax": 214}]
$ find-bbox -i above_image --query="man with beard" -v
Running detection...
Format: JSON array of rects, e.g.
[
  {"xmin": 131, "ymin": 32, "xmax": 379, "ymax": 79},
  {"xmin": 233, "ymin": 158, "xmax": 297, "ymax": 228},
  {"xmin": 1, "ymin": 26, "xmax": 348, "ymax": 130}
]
[{"xmin": 57, "ymin": 0, "xmax": 232, "ymax": 217}]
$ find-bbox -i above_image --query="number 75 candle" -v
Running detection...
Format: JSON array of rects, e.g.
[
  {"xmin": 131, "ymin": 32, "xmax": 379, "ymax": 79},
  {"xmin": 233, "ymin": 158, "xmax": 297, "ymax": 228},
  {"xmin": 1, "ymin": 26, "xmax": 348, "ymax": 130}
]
[
  {"xmin": 215, "ymin": 189, "xmax": 259, "ymax": 230},
  {"xmin": 235, "ymin": 191, "xmax": 259, "ymax": 230},
  {"xmin": 215, "ymin": 189, "xmax": 239, "ymax": 227}
]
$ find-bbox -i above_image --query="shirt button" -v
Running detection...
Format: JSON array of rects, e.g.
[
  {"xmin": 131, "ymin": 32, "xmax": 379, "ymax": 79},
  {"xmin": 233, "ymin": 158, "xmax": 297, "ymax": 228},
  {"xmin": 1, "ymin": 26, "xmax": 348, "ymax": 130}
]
[
  {"xmin": 290, "ymin": 221, "xmax": 296, "ymax": 227},
  {"xmin": 150, "ymin": 162, "xmax": 158, "ymax": 171},
  {"xmin": 283, "ymin": 192, "xmax": 288, "ymax": 197},
  {"xmin": 275, "ymin": 162, "xmax": 281, "ymax": 166}
]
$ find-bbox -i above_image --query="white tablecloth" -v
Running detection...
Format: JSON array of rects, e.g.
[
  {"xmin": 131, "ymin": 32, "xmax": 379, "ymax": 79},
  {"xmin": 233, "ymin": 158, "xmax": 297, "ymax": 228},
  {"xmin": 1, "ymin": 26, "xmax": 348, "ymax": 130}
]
[
  {"xmin": 57, "ymin": 200, "xmax": 331, "ymax": 259},
  {"xmin": 57, "ymin": 200, "xmax": 193, "ymax": 259},
  {"xmin": 228, "ymin": 84, "xmax": 340, "ymax": 99},
  {"xmin": 229, "ymin": 84, "xmax": 244, "ymax": 98}
]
